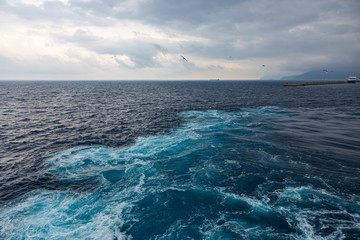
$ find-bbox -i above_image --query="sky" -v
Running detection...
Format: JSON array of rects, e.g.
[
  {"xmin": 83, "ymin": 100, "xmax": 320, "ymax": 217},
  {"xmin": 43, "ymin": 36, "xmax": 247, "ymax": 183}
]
[{"xmin": 0, "ymin": 0, "xmax": 359, "ymax": 80}]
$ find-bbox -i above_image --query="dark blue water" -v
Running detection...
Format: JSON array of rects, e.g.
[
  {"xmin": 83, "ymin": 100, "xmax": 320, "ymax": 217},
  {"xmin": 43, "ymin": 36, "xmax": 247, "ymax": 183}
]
[{"xmin": 0, "ymin": 81, "xmax": 359, "ymax": 239}]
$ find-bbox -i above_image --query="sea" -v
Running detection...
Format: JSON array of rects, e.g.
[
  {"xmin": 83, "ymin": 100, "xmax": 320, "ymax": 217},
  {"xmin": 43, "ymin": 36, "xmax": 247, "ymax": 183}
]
[{"xmin": 0, "ymin": 80, "xmax": 359, "ymax": 239}]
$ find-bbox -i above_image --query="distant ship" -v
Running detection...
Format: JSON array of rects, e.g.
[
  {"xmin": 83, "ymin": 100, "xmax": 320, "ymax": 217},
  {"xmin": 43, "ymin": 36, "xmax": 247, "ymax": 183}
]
[
  {"xmin": 347, "ymin": 76, "xmax": 357, "ymax": 83},
  {"xmin": 209, "ymin": 78, "xmax": 220, "ymax": 81}
]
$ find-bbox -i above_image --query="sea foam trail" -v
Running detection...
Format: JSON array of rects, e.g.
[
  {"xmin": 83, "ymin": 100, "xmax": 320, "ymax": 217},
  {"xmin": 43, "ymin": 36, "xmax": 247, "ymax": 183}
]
[{"xmin": 1, "ymin": 107, "xmax": 359, "ymax": 239}]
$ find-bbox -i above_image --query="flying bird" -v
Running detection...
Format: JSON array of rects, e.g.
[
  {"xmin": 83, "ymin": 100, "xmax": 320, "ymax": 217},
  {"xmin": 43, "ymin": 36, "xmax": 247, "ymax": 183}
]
[
  {"xmin": 262, "ymin": 65, "xmax": 265, "ymax": 67},
  {"xmin": 181, "ymin": 55, "xmax": 188, "ymax": 61}
]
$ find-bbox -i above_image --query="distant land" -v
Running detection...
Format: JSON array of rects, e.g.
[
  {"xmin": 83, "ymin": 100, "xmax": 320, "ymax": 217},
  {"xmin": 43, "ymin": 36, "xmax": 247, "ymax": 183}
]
[{"xmin": 280, "ymin": 70, "xmax": 359, "ymax": 81}]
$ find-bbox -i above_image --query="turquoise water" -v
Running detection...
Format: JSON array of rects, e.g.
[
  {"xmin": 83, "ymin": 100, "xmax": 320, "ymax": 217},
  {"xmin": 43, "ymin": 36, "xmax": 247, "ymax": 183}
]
[{"xmin": 1, "ymin": 105, "xmax": 359, "ymax": 239}]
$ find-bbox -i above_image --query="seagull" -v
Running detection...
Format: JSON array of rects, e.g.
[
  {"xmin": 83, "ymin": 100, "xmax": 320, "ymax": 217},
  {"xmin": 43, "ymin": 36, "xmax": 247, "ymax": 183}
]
[
  {"xmin": 181, "ymin": 55, "xmax": 188, "ymax": 61},
  {"xmin": 323, "ymin": 69, "xmax": 329, "ymax": 73},
  {"xmin": 262, "ymin": 65, "xmax": 265, "ymax": 67}
]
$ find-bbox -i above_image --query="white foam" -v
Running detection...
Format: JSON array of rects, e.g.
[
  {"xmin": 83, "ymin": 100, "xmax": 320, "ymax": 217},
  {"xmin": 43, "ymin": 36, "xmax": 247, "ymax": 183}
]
[
  {"xmin": 0, "ymin": 189, "xmax": 132, "ymax": 239},
  {"xmin": 216, "ymin": 188, "xmax": 271, "ymax": 212},
  {"xmin": 133, "ymin": 174, "xmax": 145, "ymax": 194}
]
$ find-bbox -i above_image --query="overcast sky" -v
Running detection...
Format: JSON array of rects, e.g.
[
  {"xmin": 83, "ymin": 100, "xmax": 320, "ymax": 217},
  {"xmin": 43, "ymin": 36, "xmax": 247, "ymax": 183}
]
[{"xmin": 1, "ymin": 0, "xmax": 359, "ymax": 80}]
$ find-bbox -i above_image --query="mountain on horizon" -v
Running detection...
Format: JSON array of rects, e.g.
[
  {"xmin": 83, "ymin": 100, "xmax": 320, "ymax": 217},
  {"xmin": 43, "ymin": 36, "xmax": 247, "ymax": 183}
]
[{"xmin": 281, "ymin": 70, "xmax": 359, "ymax": 81}]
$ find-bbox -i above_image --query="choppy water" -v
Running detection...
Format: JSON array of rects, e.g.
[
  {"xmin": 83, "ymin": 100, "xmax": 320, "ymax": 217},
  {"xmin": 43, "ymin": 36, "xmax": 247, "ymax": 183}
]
[{"xmin": 0, "ymin": 81, "xmax": 359, "ymax": 239}]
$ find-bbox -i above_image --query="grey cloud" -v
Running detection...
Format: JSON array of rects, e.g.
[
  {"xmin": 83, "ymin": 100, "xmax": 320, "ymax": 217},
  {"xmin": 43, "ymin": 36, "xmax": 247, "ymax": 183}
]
[
  {"xmin": 2, "ymin": 0, "xmax": 112, "ymax": 26},
  {"xmin": 95, "ymin": 40, "xmax": 172, "ymax": 68},
  {"xmin": 134, "ymin": 0, "xmax": 243, "ymax": 26},
  {"xmin": 3, "ymin": 0, "xmax": 67, "ymax": 20},
  {"xmin": 153, "ymin": 44, "xmax": 168, "ymax": 54},
  {"xmin": 120, "ymin": 0, "xmax": 360, "ymax": 72},
  {"xmin": 58, "ymin": 30, "xmax": 166, "ymax": 68},
  {"xmin": 65, "ymin": 29, "xmax": 101, "ymax": 42},
  {"xmin": 4, "ymin": 0, "xmax": 359, "ymax": 34}
]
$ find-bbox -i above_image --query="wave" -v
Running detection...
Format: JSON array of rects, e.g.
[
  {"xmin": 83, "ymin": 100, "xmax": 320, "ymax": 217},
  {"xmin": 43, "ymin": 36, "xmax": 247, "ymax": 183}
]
[{"xmin": 1, "ymin": 107, "xmax": 359, "ymax": 239}]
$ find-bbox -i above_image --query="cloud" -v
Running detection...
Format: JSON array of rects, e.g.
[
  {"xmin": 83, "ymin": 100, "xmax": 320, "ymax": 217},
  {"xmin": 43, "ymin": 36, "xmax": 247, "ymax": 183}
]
[{"xmin": 0, "ymin": 0, "xmax": 359, "ymax": 80}]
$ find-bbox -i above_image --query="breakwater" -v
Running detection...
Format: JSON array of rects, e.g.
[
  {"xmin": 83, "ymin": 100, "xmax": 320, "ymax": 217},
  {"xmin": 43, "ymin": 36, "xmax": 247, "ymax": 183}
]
[{"xmin": 284, "ymin": 80, "xmax": 352, "ymax": 87}]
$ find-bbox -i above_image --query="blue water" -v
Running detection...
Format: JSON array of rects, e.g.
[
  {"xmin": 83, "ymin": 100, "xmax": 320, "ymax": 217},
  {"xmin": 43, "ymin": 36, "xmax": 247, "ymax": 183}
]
[{"xmin": 0, "ymin": 81, "xmax": 359, "ymax": 239}]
